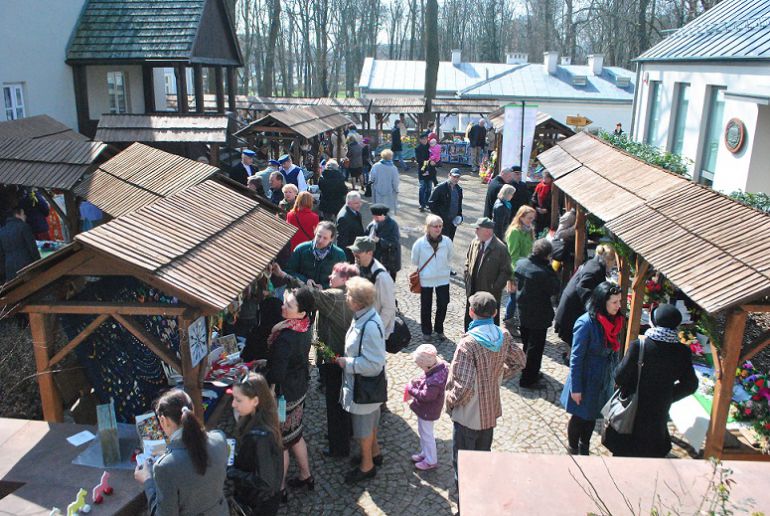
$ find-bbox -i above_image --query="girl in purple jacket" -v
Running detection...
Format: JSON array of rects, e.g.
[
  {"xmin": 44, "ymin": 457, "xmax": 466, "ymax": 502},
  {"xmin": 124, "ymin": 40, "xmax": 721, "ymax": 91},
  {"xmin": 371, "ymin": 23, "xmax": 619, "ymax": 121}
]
[{"xmin": 405, "ymin": 344, "xmax": 448, "ymax": 470}]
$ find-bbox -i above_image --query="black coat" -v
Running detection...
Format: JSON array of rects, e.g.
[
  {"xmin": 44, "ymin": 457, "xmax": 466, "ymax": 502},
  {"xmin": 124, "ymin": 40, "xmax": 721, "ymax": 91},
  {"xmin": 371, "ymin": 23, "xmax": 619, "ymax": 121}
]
[
  {"xmin": 390, "ymin": 127, "xmax": 402, "ymax": 151},
  {"xmin": 0, "ymin": 217, "xmax": 40, "ymax": 281},
  {"xmin": 366, "ymin": 216, "xmax": 401, "ymax": 273},
  {"xmin": 230, "ymin": 162, "xmax": 251, "ymax": 185},
  {"xmin": 484, "ymin": 176, "xmax": 506, "ymax": 218},
  {"xmin": 468, "ymin": 124, "xmax": 487, "ymax": 147},
  {"xmin": 229, "ymin": 425, "xmax": 283, "ymax": 507},
  {"xmin": 336, "ymin": 205, "xmax": 365, "ymax": 262},
  {"xmin": 511, "ymin": 179, "xmax": 530, "ymax": 216},
  {"xmin": 492, "ymin": 199, "xmax": 512, "ymax": 241},
  {"xmin": 604, "ymin": 337, "xmax": 698, "ymax": 457},
  {"xmin": 415, "ymin": 143, "xmax": 430, "ymax": 172},
  {"xmin": 428, "ymin": 181, "xmax": 463, "ymax": 226},
  {"xmin": 318, "ymin": 168, "xmax": 348, "ymax": 215},
  {"xmin": 266, "ymin": 327, "xmax": 312, "ymax": 402},
  {"xmin": 554, "ymin": 257, "xmax": 607, "ymax": 345},
  {"xmin": 515, "ymin": 255, "xmax": 561, "ymax": 329}
]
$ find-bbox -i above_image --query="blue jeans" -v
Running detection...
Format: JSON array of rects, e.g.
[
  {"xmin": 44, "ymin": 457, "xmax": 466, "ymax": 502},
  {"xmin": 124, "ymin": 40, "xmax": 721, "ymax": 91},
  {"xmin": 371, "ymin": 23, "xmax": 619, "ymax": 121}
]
[
  {"xmin": 419, "ymin": 178, "xmax": 433, "ymax": 208},
  {"xmin": 505, "ymin": 291, "xmax": 517, "ymax": 320},
  {"xmin": 392, "ymin": 150, "xmax": 405, "ymax": 170}
]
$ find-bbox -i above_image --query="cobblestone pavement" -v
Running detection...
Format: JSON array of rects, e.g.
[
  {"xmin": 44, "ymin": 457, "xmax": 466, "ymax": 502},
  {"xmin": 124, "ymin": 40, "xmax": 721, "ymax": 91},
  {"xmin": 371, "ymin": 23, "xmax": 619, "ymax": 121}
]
[{"xmin": 230, "ymin": 166, "xmax": 693, "ymax": 515}]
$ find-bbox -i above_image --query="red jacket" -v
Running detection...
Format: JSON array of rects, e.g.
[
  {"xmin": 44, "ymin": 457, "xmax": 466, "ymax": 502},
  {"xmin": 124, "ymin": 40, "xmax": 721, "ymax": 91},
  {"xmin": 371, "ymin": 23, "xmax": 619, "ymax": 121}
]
[{"xmin": 287, "ymin": 208, "xmax": 319, "ymax": 250}]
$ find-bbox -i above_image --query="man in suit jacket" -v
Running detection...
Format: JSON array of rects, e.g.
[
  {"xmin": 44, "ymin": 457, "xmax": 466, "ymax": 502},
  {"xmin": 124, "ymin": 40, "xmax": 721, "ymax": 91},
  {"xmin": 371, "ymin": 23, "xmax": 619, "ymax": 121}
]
[
  {"xmin": 230, "ymin": 149, "xmax": 256, "ymax": 185},
  {"xmin": 463, "ymin": 217, "xmax": 513, "ymax": 330}
]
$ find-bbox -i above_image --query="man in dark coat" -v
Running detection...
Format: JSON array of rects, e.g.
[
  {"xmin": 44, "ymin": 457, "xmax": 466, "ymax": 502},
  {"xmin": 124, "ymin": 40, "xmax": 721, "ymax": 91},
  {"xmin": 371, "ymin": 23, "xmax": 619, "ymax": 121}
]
[
  {"xmin": 336, "ymin": 192, "xmax": 365, "ymax": 263},
  {"xmin": 230, "ymin": 149, "xmax": 256, "ymax": 185},
  {"xmin": 605, "ymin": 304, "xmax": 697, "ymax": 457},
  {"xmin": 390, "ymin": 120, "xmax": 406, "ymax": 171},
  {"xmin": 515, "ymin": 239, "xmax": 561, "ymax": 387},
  {"xmin": 428, "ymin": 168, "xmax": 463, "ymax": 240},
  {"xmin": 467, "ymin": 119, "xmax": 488, "ymax": 172},
  {"xmin": 463, "ymin": 217, "xmax": 512, "ymax": 330},
  {"xmin": 366, "ymin": 204, "xmax": 401, "ymax": 281},
  {"xmin": 510, "ymin": 167, "xmax": 530, "ymax": 216},
  {"xmin": 266, "ymin": 171, "xmax": 285, "ymax": 206},
  {"xmin": 285, "ymin": 221, "xmax": 346, "ymax": 289},
  {"xmin": 484, "ymin": 167, "xmax": 514, "ymax": 218},
  {"xmin": 318, "ymin": 160, "xmax": 348, "ymax": 220},
  {"xmin": 0, "ymin": 207, "xmax": 41, "ymax": 282},
  {"xmin": 414, "ymin": 133, "xmax": 432, "ymax": 211}
]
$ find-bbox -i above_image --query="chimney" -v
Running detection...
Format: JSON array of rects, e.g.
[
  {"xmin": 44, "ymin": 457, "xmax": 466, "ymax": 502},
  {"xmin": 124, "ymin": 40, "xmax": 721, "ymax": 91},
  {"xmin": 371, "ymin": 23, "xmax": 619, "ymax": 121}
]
[
  {"xmin": 451, "ymin": 49, "xmax": 462, "ymax": 65},
  {"xmin": 505, "ymin": 52, "xmax": 528, "ymax": 65},
  {"xmin": 588, "ymin": 54, "xmax": 604, "ymax": 76},
  {"xmin": 544, "ymin": 51, "xmax": 559, "ymax": 74}
]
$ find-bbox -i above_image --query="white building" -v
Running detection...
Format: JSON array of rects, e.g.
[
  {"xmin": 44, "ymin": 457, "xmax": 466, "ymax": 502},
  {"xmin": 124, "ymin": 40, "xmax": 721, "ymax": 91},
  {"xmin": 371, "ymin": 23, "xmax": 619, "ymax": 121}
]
[
  {"xmin": 632, "ymin": 0, "xmax": 770, "ymax": 194},
  {"xmin": 358, "ymin": 51, "xmax": 636, "ymax": 132},
  {"xmin": 0, "ymin": 0, "xmax": 242, "ymax": 137}
]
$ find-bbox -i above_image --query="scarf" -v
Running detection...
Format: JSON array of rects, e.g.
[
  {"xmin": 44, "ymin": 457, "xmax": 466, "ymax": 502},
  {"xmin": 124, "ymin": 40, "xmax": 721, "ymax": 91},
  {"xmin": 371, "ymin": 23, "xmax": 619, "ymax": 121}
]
[
  {"xmin": 502, "ymin": 199, "xmax": 512, "ymax": 210},
  {"xmin": 427, "ymin": 233, "xmax": 442, "ymax": 252},
  {"xmin": 267, "ymin": 317, "xmax": 311, "ymax": 348},
  {"xmin": 596, "ymin": 313, "xmax": 624, "ymax": 352},
  {"xmin": 380, "ymin": 159, "xmax": 394, "ymax": 166},
  {"xmin": 313, "ymin": 243, "xmax": 331, "ymax": 261},
  {"xmin": 644, "ymin": 326, "xmax": 679, "ymax": 344},
  {"xmin": 467, "ymin": 318, "xmax": 503, "ymax": 352},
  {"xmin": 534, "ymin": 181, "xmax": 552, "ymax": 208}
]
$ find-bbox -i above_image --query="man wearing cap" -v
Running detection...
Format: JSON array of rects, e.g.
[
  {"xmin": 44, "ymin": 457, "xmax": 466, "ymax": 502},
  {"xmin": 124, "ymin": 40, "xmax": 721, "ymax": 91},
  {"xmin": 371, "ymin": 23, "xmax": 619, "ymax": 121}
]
[
  {"xmin": 484, "ymin": 166, "xmax": 514, "ymax": 218},
  {"xmin": 463, "ymin": 217, "xmax": 512, "ymax": 330},
  {"xmin": 366, "ymin": 204, "xmax": 401, "ymax": 281},
  {"xmin": 445, "ymin": 291, "xmax": 525, "ymax": 485},
  {"xmin": 348, "ymin": 236, "xmax": 396, "ymax": 338},
  {"xmin": 285, "ymin": 220, "xmax": 346, "ymax": 289},
  {"xmin": 337, "ymin": 191, "xmax": 365, "ymax": 263},
  {"xmin": 428, "ymin": 168, "xmax": 463, "ymax": 240},
  {"xmin": 230, "ymin": 149, "xmax": 257, "ymax": 185},
  {"xmin": 278, "ymin": 154, "xmax": 308, "ymax": 192}
]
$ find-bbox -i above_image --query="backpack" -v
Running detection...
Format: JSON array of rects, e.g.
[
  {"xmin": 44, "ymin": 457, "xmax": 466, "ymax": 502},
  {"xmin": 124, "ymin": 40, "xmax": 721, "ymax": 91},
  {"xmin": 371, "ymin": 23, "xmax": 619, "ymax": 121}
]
[{"xmin": 370, "ymin": 269, "xmax": 411, "ymax": 353}]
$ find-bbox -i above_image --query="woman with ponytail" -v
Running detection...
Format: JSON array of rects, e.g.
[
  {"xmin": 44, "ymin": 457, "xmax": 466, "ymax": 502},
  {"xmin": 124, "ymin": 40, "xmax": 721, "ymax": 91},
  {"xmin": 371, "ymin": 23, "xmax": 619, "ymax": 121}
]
[
  {"xmin": 228, "ymin": 373, "xmax": 284, "ymax": 514},
  {"xmin": 134, "ymin": 389, "xmax": 229, "ymax": 516}
]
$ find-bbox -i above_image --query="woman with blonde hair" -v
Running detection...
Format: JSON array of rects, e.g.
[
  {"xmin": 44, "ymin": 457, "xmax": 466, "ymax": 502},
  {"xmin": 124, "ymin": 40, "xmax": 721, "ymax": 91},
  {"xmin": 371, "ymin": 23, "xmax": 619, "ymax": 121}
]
[
  {"xmin": 503, "ymin": 205, "xmax": 536, "ymax": 321},
  {"xmin": 279, "ymin": 183, "xmax": 299, "ymax": 216},
  {"xmin": 286, "ymin": 191, "xmax": 319, "ymax": 251},
  {"xmin": 411, "ymin": 214, "xmax": 453, "ymax": 342},
  {"xmin": 492, "ymin": 184, "xmax": 516, "ymax": 240}
]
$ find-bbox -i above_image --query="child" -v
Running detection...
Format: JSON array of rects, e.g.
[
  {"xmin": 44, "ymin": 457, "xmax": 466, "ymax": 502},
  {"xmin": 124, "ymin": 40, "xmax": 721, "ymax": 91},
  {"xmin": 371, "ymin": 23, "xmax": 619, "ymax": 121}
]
[
  {"xmin": 428, "ymin": 138, "xmax": 441, "ymax": 168},
  {"xmin": 404, "ymin": 344, "xmax": 448, "ymax": 470}
]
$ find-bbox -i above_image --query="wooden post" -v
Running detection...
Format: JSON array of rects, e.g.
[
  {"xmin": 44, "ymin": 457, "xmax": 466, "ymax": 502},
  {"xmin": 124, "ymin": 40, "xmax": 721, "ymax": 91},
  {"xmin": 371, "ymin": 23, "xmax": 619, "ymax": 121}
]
[
  {"xmin": 623, "ymin": 255, "xmax": 649, "ymax": 352},
  {"xmin": 175, "ymin": 64, "xmax": 189, "ymax": 113},
  {"xmin": 550, "ymin": 184, "xmax": 560, "ymax": 229},
  {"xmin": 210, "ymin": 144, "xmax": 220, "ymax": 167},
  {"xmin": 142, "ymin": 65, "xmax": 156, "ymax": 113},
  {"xmin": 29, "ymin": 313, "xmax": 63, "ymax": 422},
  {"xmin": 494, "ymin": 133, "xmax": 503, "ymax": 177},
  {"xmin": 214, "ymin": 67, "xmax": 225, "ymax": 114},
  {"xmin": 704, "ymin": 309, "xmax": 748, "ymax": 459},
  {"xmin": 574, "ymin": 206, "xmax": 586, "ymax": 271},
  {"xmin": 72, "ymin": 64, "xmax": 91, "ymax": 137},
  {"xmin": 226, "ymin": 67, "xmax": 237, "ymax": 112},
  {"xmin": 178, "ymin": 313, "xmax": 205, "ymax": 420},
  {"xmin": 618, "ymin": 254, "xmax": 631, "ymax": 314},
  {"xmin": 193, "ymin": 64, "xmax": 205, "ymax": 113},
  {"xmin": 63, "ymin": 191, "xmax": 80, "ymax": 241}
]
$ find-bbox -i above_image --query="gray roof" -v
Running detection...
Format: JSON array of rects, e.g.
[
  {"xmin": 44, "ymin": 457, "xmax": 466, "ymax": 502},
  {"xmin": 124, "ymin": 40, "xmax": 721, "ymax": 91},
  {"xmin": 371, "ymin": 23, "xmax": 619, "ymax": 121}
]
[
  {"xmin": 358, "ymin": 58, "xmax": 635, "ymax": 102},
  {"xmin": 637, "ymin": 0, "xmax": 770, "ymax": 62},
  {"xmin": 67, "ymin": 0, "xmax": 242, "ymax": 65}
]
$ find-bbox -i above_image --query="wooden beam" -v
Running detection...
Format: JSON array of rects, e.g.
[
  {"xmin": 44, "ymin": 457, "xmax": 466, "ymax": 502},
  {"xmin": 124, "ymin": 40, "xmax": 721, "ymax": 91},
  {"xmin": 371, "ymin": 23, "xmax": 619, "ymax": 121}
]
[
  {"xmin": 29, "ymin": 313, "xmax": 63, "ymax": 422},
  {"xmin": 210, "ymin": 144, "xmax": 220, "ymax": 167},
  {"xmin": 112, "ymin": 313, "xmax": 183, "ymax": 373},
  {"xmin": 573, "ymin": 206, "xmax": 586, "ymax": 272},
  {"xmin": 0, "ymin": 250, "xmax": 92, "ymax": 306},
  {"xmin": 623, "ymin": 255, "xmax": 649, "ymax": 352},
  {"xmin": 718, "ymin": 450, "xmax": 770, "ymax": 462},
  {"xmin": 550, "ymin": 184, "xmax": 560, "ymax": 229},
  {"xmin": 48, "ymin": 313, "xmax": 110, "ymax": 368},
  {"xmin": 63, "ymin": 191, "xmax": 80, "ymax": 241},
  {"xmin": 226, "ymin": 67, "xmax": 236, "ymax": 112},
  {"xmin": 175, "ymin": 64, "xmax": 189, "ymax": 113},
  {"xmin": 740, "ymin": 332, "xmax": 770, "ymax": 363},
  {"xmin": 243, "ymin": 125, "xmax": 295, "ymax": 135},
  {"xmin": 741, "ymin": 303, "xmax": 770, "ymax": 312},
  {"xmin": 193, "ymin": 64, "xmax": 204, "ymax": 114},
  {"xmin": 178, "ymin": 313, "xmax": 205, "ymax": 420},
  {"xmin": 142, "ymin": 65, "xmax": 156, "ymax": 113},
  {"xmin": 72, "ymin": 64, "xmax": 90, "ymax": 136},
  {"xmin": 704, "ymin": 309, "xmax": 748, "ymax": 459},
  {"xmin": 214, "ymin": 67, "xmax": 225, "ymax": 114},
  {"xmin": 21, "ymin": 301, "xmax": 188, "ymax": 316}
]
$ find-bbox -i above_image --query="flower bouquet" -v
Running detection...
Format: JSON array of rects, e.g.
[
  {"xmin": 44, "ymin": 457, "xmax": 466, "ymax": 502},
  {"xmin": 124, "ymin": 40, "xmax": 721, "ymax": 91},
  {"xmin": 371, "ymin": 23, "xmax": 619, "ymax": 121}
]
[
  {"xmin": 731, "ymin": 361, "xmax": 770, "ymax": 452},
  {"xmin": 678, "ymin": 328, "xmax": 704, "ymax": 356},
  {"xmin": 314, "ymin": 340, "xmax": 339, "ymax": 364}
]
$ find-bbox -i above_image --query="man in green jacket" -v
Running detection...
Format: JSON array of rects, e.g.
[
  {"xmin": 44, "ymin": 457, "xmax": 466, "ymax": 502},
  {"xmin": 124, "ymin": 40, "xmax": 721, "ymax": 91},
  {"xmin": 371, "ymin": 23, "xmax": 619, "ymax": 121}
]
[{"xmin": 285, "ymin": 221, "xmax": 346, "ymax": 289}]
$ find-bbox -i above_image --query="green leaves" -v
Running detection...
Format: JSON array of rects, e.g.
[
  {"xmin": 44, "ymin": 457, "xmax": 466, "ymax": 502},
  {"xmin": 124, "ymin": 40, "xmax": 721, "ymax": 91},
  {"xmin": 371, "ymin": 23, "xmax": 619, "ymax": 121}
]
[{"xmin": 598, "ymin": 130, "xmax": 692, "ymax": 178}]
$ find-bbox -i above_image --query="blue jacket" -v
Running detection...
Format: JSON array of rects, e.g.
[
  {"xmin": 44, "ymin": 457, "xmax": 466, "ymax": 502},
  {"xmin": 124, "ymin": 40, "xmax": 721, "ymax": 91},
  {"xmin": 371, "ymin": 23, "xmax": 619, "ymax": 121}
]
[
  {"xmin": 0, "ymin": 217, "xmax": 40, "ymax": 281},
  {"xmin": 560, "ymin": 313, "xmax": 618, "ymax": 420}
]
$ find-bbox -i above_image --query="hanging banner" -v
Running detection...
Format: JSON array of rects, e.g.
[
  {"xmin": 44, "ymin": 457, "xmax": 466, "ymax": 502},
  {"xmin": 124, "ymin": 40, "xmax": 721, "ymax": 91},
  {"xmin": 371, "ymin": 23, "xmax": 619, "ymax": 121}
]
[
  {"xmin": 188, "ymin": 316, "xmax": 208, "ymax": 368},
  {"xmin": 501, "ymin": 103, "xmax": 538, "ymax": 177}
]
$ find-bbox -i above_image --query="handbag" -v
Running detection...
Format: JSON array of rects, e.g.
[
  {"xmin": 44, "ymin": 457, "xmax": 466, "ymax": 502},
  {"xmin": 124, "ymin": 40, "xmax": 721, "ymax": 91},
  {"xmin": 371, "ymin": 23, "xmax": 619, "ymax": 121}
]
[
  {"xmin": 385, "ymin": 311, "xmax": 411, "ymax": 353},
  {"xmin": 601, "ymin": 339, "xmax": 645, "ymax": 435},
  {"xmin": 409, "ymin": 248, "xmax": 438, "ymax": 294},
  {"xmin": 352, "ymin": 315, "xmax": 388, "ymax": 404}
]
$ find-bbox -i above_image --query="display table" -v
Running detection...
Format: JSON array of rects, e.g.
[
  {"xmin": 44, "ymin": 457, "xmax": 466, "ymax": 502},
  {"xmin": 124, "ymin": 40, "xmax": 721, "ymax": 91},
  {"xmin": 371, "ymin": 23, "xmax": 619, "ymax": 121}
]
[
  {"xmin": 458, "ymin": 451, "xmax": 770, "ymax": 514},
  {"xmin": 0, "ymin": 418, "xmax": 145, "ymax": 515}
]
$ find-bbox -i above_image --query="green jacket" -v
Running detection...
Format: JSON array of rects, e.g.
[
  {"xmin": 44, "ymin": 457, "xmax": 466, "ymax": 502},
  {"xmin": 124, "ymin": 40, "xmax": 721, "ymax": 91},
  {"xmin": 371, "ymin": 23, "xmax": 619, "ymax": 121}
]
[
  {"xmin": 285, "ymin": 241, "xmax": 346, "ymax": 289},
  {"xmin": 506, "ymin": 228, "xmax": 533, "ymax": 272},
  {"xmin": 284, "ymin": 276, "xmax": 353, "ymax": 355}
]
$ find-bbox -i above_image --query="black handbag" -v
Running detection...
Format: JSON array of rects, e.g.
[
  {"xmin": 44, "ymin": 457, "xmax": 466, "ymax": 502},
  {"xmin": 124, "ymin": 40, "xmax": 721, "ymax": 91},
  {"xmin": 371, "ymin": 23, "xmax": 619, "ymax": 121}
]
[
  {"xmin": 385, "ymin": 312, "xmax": 411, "ymax": 353},
  {"xmin": 352, "ymin": 315, "xmax": 388, "ymax": 404}
]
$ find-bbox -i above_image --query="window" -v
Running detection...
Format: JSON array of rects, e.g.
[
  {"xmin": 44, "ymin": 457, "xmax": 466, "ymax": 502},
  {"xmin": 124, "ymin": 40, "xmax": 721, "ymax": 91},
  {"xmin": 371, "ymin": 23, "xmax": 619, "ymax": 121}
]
[
  {"xmin": 107, "ymin": 71, "xmax": 127, "ymax": 114},
  {"xmin": 700, "ymin": 86, "xmax": 726, "ymax": 186},
  {"xmin": 670, "ymin": 83, "xmax": 690, "ymax": 155},
  {"xmin": 644, "ymin": 81, "xmax": 663, "ymax": 145},
  {"xmin": 3, "ymin": 83, "xmax": 25, "ymax": 120}
]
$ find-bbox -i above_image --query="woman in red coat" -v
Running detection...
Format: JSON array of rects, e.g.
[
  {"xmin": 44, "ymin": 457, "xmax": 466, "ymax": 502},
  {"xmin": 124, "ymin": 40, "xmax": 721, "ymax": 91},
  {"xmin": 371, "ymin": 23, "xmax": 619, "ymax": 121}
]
[{"xmin": 287, "ymin": 192, "xmax": 319, "ymax": 251}]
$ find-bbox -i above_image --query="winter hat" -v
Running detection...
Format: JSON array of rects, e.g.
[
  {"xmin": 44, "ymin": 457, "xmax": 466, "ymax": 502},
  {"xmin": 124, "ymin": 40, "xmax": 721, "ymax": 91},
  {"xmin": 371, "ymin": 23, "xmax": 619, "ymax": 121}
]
[
  {"xmin": 651, "ymin": 304, "xmax": 682, "ymax": 329},
  {"xmin": 412, "ymin": 344, "xmax": 438, "ymax": 369}
]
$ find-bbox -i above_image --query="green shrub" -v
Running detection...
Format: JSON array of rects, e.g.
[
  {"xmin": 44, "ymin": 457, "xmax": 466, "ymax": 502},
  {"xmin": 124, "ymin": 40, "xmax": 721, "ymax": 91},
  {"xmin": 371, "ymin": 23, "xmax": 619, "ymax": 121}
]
[{"xmin": 598, "ymin": 131, "xmax": 692, "ymax": 177}]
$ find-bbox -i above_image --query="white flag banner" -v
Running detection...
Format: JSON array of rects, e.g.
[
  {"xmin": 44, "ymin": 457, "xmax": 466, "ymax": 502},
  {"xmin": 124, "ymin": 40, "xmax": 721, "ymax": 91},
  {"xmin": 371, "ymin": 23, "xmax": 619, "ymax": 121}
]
[{"xmin": 501, "ymin": 103, "xmax": 538, "ymax": 174}]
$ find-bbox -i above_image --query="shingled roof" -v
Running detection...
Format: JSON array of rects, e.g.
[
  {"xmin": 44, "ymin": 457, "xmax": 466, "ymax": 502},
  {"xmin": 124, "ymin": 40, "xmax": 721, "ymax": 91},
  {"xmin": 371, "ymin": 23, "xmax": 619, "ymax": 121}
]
[{"xmin": 66, "ymin": 0, "xmax": 242, "ymax": 66}]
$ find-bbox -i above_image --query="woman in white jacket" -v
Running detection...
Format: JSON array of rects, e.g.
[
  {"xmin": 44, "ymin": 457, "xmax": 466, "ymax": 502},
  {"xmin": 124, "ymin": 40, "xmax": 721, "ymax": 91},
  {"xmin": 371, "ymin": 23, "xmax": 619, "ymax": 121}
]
[{"xmin": 411, "ymin": 214, "xmax": 453, "ymax": 342}]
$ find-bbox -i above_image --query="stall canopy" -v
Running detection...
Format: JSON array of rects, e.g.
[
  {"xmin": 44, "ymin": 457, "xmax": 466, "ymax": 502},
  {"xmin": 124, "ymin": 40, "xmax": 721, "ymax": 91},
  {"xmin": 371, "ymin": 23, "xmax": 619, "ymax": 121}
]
[
  {"xmin": 431, "ymin": 98, "xmax": 503, "ymax": 114},
  {"xmin": 0, "ymin": 115, "xmax": 87, "ymax": 141},
  {"xmin": 235, "ymin": 105, "xmax": 354, "ymax": 139},
  {"xmin": 73, "ymin": 142, "xmax": 219, "ymax": 218},
  {"xmin": 95, "ymin": 114, "xmax": 233, "ymax": 144}
]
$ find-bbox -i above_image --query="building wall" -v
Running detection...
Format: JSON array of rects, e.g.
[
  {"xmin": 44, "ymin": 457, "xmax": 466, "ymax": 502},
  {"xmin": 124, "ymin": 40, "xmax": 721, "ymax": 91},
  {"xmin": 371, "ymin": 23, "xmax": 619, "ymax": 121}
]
[
  {"xmin": 86, "ymin": 65, "xmax": 146, "ymax": 119},
  {"xmin": 632, "ymin": 61, "xmax": 770, "ymax": 193},
  {"xmin": 0, "ymin": 0, "xmax": 84, "ymax": 129},
  {"xmin": 746, "ymin": 105, "xmax": 770, "ymax": 194}
]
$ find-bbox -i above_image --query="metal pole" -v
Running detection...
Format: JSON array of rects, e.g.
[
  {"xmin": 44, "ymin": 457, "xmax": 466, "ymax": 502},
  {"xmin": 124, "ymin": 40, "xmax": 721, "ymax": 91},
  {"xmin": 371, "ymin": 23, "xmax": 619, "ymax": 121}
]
[{"xmin": 519, "ymin": 100, "xmax": 525, "ymax": 168}]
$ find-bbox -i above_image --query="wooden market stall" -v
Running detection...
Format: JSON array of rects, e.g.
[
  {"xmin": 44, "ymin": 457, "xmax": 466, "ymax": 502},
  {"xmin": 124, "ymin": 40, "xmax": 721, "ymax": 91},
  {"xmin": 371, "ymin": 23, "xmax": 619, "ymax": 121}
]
[
  {"xmin": 538, "ymin": 131, "xmax": 770, "ymax": 461},
  {"xmin": 0, "ymin": 115, "xmax": 89, "ymax": 141},
  {"xmin": 0, "ymin": 179, "xmax": 295, "ymax": 424}
]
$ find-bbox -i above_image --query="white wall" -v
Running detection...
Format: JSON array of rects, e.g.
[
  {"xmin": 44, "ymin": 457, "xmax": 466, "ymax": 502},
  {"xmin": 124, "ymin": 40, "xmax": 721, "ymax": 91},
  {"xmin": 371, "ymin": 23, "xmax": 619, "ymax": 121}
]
[
  {"xmin": 86, "ymin": 65, "xmax": 146, "ymax": 119},
  {"xmin": 633, "ymin": 61, "xmax": 770, "ymax": 193},
  {"xmin": 0, "ymin": 0, "xmax": 84, "ymax": 129},
  {"xmin": 746, "ymin": 105, "xmax": 770, "ymax": 194}
]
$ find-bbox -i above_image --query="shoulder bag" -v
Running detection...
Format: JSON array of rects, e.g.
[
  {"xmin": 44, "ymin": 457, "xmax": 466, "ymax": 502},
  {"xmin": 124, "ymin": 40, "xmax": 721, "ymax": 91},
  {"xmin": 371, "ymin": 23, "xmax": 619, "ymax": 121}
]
[
  {"xmin": 601, "ymin": 339, "xmax": 645, "ymax": 435},
  {"xmin": 409, "ymin": 247, "xmax": 437, "ymax": 294},
  {"xmin": 352, "ymin": 315, "xmax": 388, "ymax": 404}
]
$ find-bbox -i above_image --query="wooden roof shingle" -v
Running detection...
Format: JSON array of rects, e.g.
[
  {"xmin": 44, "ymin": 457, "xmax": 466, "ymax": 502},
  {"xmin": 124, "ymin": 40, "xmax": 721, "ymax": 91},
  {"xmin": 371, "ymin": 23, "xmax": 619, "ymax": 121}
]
[
  {"xmin": 236, "ymin": 105, "xmax": 354, "ymax": 139},
  {"xmin": 0, "ymin": 115, "xmax": 87, "ymax": 141},
  {"xmin": 95, "ymin": 114, "xmax": 231, "ymax": 144}
]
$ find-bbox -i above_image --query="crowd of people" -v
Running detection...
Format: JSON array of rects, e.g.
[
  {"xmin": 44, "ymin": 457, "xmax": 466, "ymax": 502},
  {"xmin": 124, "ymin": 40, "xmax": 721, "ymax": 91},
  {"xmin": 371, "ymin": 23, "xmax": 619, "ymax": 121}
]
[{"xmin": 130, "ymin": 129, "xmax": 698, "ymax": 515}]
